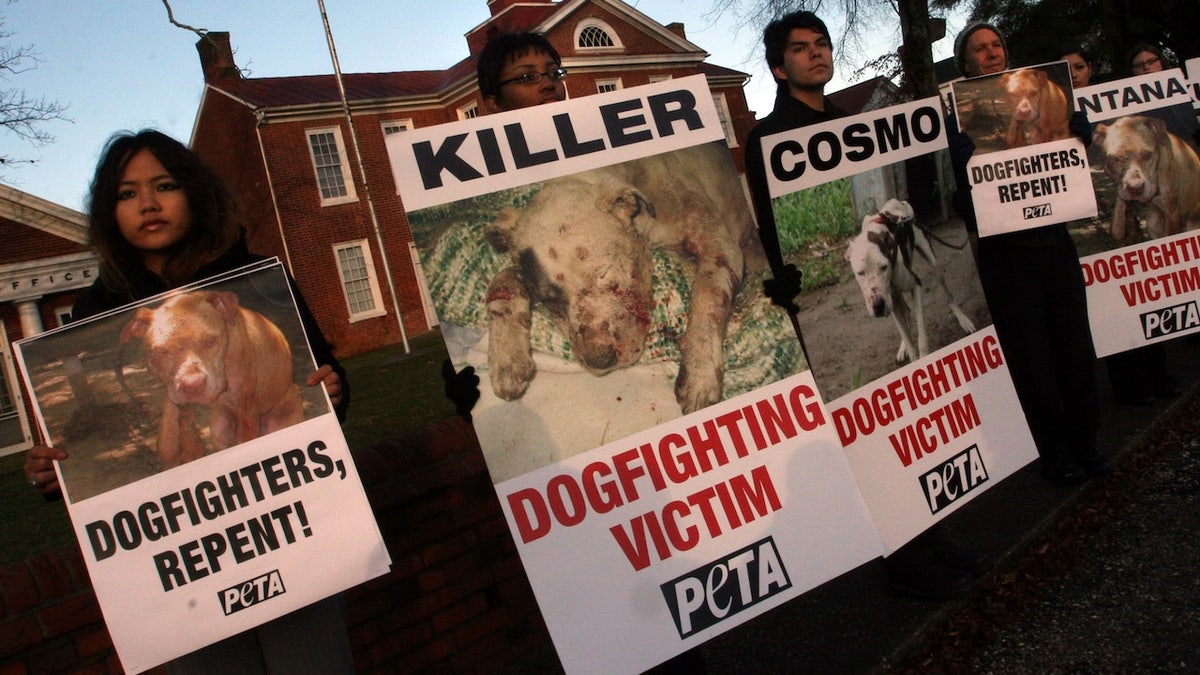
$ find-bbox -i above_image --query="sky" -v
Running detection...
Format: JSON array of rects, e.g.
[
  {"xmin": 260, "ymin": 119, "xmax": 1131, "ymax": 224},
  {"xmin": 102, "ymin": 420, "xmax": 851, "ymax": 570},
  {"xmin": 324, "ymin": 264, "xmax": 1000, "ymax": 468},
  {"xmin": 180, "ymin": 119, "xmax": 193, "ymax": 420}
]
[{"xmin": 0, "ymin": 0, "xmax": 964, "ymax": 212}]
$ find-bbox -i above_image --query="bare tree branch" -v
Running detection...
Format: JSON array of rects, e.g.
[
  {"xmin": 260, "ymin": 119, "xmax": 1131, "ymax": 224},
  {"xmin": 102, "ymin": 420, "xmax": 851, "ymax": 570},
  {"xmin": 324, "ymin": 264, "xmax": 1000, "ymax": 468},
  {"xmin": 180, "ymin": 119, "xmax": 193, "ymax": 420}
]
[
  {"xmin": 161, "ymin": 0, "xmax": 208, "ymax": 41},
  {"xmin": 704, "ymin": 0, "xmax": 902, "ymax": 83},
  {"xmin": 0, "ymin": 18, "xmax": 70, "ymax": 169},
  {"xmin": 160, "ymin": 0, "xmax": 251, "ymax": 77}
]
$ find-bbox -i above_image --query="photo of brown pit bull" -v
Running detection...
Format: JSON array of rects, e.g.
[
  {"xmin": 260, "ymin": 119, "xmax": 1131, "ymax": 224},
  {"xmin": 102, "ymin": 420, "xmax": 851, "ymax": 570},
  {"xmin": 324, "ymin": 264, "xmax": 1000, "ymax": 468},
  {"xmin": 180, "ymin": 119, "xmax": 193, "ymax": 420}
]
[
  {"xmin": 1094, "ymin": 114, "xmax": 1200, "ymax": 243},
  {"xmin": 484, "ymin": 141, "xmax": 767, "ymax": 414},
  {"xmin": 998, "ymin": 67, "xmax": 1072, "ymax": 148},
  {"xmin": 119, "ymin": 289, "xmax": 305, "ymax": 467}
]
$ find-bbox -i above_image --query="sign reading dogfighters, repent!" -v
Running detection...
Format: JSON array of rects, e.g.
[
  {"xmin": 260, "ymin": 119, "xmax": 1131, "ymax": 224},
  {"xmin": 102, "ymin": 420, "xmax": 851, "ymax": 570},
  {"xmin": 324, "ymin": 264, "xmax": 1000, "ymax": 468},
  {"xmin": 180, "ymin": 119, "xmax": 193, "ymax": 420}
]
[
  {"xmin": 1072, "ymin": 69, "xmax": 1200, "ymax": 356},
  {"xmin": 14, "ymin": 260, "xmax": 391, "ymax": 673},
  {"xmin": 756, "ymin": 95, "xmax": 1039, "ymax": 553},
  {"xmin": 951, "ymin": 61, "xmax": 1099, "ymax": 236},
  {"xmin": 389, "ymin": 76, "xmax": 883, "ymax": 674}
]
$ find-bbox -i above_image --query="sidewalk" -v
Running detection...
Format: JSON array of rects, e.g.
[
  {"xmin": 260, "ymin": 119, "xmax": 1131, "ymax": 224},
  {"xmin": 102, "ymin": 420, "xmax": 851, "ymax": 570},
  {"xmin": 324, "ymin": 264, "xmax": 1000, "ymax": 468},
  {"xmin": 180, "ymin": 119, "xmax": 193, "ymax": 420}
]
[
  {"xmin": 699, "ymin": 338, "xmax": 1200, "ymax": 673},
  {"xmin": 510, "ymin": 339, "xmax": 1200, "ymax": 673}
]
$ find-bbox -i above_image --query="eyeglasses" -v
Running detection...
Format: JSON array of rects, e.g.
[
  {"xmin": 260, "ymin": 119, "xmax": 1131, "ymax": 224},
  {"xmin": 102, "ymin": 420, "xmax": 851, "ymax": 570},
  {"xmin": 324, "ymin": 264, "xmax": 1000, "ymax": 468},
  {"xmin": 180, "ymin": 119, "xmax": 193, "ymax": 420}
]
[
  {"xmin": 1132, "ymin": 56, "xmax": 1160, "ymax": 72},
  {"xmin": 499, "ymin": 68, "xmax": 568, "ymax": 87}
]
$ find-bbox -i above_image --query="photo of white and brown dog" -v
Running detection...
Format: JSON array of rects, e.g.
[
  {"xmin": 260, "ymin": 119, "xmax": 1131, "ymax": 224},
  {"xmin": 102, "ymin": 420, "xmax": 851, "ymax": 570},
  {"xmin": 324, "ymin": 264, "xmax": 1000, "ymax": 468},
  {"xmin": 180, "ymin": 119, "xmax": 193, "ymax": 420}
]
[
  {"xmin": 484, "ymin": 142, "xmax": 765, "ymax": 414},
  {"xmin": 846, "ymin": 199, "xmax": 977, "ymax": 364},
  {"xmin": 998, "ymin": 68, "xmax": 1072, "ymax": 148},
  {"xmin": 1094, "ymin": 114, "xmax": 1200, "ymax": 243},
  {"xmin": 120, "ymin": 290, "xmax": 304, "ymax": 467}
]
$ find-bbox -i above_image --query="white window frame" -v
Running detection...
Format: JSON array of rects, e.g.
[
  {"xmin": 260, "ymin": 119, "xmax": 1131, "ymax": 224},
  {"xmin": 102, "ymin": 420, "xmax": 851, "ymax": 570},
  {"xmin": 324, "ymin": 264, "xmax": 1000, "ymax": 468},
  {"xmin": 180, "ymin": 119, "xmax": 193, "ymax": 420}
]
[
  {"xmin": 596, "ymin": 78, "xmax": 623, "ymax": 94},
  {"xmin": 712, "ymin": 93, "xmax": 739, "ymax": 148},
  {"xmin": 648, "ymin": 74, "xmax": 672, "ymax": 84},
  {"xmin": 0, "ymin": 322, "xmax": 31, "ymax": 457},
  {"xmin": 54, "ymin": 305, "xmax": 73, "ymax": 327},
  {"xmin": 306, "ymin": 126, "xmax": 358, "ymax": 206},
  {"xmin": 381, "ymin": 119, "xmax": 413, "ymax": 136},
  {"xmin": 575, "ymin": 19, "xmax": 623, "ymax": 51},
  {"xmin": 382, "ymin": 119, "xmax": 414, "ymax": 192},
  {"xmin": 458, "ymin": 102, "xmax": 480, "ymax": 120},
  {"xmin": 333, "ymin": 240, "xmax": 387, "ymax": 322},
  {"xmin": 410, "ymin": 243, "xmax": 438, "ymax": 329}
]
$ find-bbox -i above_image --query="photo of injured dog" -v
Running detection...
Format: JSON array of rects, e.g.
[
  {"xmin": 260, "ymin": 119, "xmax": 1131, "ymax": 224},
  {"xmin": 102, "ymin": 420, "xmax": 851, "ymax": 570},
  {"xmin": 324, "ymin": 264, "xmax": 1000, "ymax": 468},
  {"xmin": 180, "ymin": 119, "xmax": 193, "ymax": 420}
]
[
  {"xmin": 772, "ymin": 181, "xmax": 989, "ymax": 403},
  {"xmin": 953, "ymin": 62, "xmax": 1074, "ymax": 155},
  {"xmin": 847, "ymin": 199, "xmax": 978, "ymax": 365},
  {"xmin": 1088, "ymin": 108, "xmax": 1200, "ymax": 247},
  {"xmin": 410, "ymin": 140, "xmax": 808, "ymax": 481},
  {"xmin": 17, "ymin": 269, "xmax": 330, "ymax": 502}
]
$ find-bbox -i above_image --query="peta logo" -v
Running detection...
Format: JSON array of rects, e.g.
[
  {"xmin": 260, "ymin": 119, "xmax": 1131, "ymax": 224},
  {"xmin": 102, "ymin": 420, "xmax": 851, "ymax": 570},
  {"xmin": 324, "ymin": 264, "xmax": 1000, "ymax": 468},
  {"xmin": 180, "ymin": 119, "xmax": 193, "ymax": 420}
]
[
  {"xmin": 662, "ymin": 537, "xmax": 791, "ymax": 638},
  {"xmin": 1022, "ymin": 203, "xmax": 1052, "ymax": 219},
  {"xmin": 920, "ymin": 445, "xmax": 988, "ymax": 514},
  {"xmin": 1141, "ymin": 301, "xmax": 1200, "ymax": 339},
  {"xmin": 219, "ymin": 569, "xmax": 286, "ymax": 615}
]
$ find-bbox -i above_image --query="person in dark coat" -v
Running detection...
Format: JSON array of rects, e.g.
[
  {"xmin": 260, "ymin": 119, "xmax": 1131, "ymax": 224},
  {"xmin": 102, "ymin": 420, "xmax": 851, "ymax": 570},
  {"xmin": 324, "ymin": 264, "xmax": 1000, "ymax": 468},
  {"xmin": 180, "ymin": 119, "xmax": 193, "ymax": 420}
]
[
  {"xmin": 948, "ymin": 23, "xmax": 1109, "ymax": 485},
  {"xmin": 745, "ymin": 10, "xmax": 987, "ymax": 601},
  {"xmin": 24, "ymin": 129, "xmax": 355, "ymax": 674}
]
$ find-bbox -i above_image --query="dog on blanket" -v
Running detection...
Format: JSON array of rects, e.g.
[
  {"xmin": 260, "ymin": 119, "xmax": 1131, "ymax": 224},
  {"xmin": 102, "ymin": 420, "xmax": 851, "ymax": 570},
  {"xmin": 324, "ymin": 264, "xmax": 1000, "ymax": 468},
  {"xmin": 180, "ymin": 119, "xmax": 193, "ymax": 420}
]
[
  {"xmin": 845, "ymin": 199, "xmax": 976, "ymax": 364},
  {"xmin": 120, "ymin": 290, "xmax": 304, "ymax": 467},
  {"xmin": 484, "ymin": 142, "xmax": 766, "ymax": 414}
]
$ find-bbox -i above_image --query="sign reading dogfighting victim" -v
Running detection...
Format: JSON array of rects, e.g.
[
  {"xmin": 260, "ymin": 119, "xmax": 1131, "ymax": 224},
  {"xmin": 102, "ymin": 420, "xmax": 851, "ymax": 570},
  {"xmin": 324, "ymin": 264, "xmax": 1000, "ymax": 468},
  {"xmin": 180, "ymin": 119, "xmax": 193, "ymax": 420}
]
[
  {"xmin": 1072, "ymin": 69, "xmax": 1200, "ymax": 356},
  {"xmin": 827, "ymin": 333, "xmax": 1037, "ymax": 551},
  {"xmin": 756, "ymin": 96, "xmax": 1038, "ymax": 553},
  {"xmin": 951, "ymin": 62, "xmax": 1098, "ymax": 236},
  {"xmin": 14, "ymin": 261, "xmax": 390, "ymax": 674},
  {"xmin": 388, "ymin": 76, "xmax": 883, "ymax": 674}
]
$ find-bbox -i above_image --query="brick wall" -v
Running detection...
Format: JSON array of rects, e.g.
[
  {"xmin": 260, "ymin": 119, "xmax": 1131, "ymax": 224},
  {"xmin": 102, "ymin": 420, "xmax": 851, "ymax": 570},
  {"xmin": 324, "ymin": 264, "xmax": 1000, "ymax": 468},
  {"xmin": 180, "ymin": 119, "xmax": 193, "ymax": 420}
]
[
  {"xmin": 0, "ymin": 221, "xmax": 88, "ymax": 265},
  {"xmin": 191, "ymin": 0, "xmax": 758, "ymax": 365},
  {"xmin": 0, "ymin": 417, "xmax": 552, "ymax": 674}
]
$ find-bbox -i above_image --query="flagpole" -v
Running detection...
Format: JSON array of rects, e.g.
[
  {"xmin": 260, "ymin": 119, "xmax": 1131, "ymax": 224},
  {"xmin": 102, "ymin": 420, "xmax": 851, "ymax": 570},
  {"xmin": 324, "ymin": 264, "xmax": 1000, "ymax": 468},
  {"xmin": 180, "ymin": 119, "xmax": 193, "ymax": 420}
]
[{"xmin": 317, "ymin": 0, "xmax": 410, "ymax": 353}]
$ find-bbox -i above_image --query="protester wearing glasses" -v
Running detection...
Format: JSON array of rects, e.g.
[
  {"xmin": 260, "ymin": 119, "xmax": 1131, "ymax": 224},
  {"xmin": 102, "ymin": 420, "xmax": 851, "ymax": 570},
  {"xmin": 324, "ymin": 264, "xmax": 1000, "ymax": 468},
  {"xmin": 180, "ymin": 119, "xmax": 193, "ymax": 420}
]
[
  {"xmin": 1128, "ymin": 43, "xmax": 1166, "ymax": 75},
  {"xmin": 477, "ymin": 31, "xmax": 568, "ymax": 113}
]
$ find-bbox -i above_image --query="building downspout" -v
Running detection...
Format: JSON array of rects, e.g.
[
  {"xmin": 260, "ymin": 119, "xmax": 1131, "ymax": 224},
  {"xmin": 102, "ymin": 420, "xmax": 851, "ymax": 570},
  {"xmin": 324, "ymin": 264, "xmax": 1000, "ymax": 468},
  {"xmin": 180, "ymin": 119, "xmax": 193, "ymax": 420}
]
[
  {"xmin": 255, "ymin": 113, "xmax": 296, "ymax": 273},
  {"xmin": 318, "ymin": 0, "xmax": 410, "ymax": 353}
]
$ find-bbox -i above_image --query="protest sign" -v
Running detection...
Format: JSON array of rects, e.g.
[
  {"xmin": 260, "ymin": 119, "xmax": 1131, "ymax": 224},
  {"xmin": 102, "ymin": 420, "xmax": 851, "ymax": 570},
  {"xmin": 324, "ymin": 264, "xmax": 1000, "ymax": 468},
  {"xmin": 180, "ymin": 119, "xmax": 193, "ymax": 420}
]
[
  {"xmin": 388, "ymin": 76, "xmax": 882, "ymax": 673},
  {"xmin": 755, "ymin": 96, "xmax": 1038, "ymax": 552},
  {"xmin": 15, "ymin": 260, "xmax": 390, "ymax": 673},
  {"xmin": 951, "ymin": 61, "xmax": 1098, "ymax": 236},
  {"xmin": 1073, "ymin": 69, "xmax": 1200, "ymax": 355},
  {"xmin": 1186, "ymin": 58, "xmax": 1200, "ymax": 107}
]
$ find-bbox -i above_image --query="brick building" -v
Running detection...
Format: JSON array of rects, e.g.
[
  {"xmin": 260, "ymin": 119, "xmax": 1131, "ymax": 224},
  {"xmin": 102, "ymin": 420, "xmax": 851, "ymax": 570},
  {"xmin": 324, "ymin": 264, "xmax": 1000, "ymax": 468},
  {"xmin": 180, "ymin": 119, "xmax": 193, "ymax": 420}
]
[
  {"xmin": 191, "ymin": 0, "xmax": 755, "ymax": 359},
  {"xmin": 0, "ymin": 186, "xmax": 97, "ymax": 457}
]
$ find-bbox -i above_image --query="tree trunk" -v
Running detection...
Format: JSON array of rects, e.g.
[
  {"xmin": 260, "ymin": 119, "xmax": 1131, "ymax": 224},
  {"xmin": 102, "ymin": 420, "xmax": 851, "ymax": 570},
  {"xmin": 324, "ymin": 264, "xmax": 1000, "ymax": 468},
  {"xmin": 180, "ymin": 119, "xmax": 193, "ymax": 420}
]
[{"xmin": 898, "ymin": 0, "xmax": 939, "ymax": 99}]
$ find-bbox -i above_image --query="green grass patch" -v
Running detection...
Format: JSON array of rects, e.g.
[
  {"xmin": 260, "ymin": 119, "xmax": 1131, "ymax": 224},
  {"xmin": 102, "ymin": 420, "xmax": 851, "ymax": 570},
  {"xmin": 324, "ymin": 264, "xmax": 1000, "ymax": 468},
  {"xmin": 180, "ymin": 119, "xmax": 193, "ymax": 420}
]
[
  {"xmin": 0, "ymin": 452, "xmax": 75, "ymax": 564},
  {"xmin": 772, "ymin": 178, "xmax": 857, "ymax": 290},
  {"xmin": 0, "ymin": 330, "xmax": 457, "ymax": 565}
]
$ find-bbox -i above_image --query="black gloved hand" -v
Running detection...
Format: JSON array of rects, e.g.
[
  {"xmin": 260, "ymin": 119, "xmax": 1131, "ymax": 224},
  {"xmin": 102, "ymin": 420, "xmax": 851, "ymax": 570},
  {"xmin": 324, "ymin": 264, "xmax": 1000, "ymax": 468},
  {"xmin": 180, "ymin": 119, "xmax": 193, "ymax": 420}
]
[
  {"xmin": 946, "ymin": 126, "xmax": 976, "ymax": 165},
  {"xmin": 1068, "ymin": 111, "xmax": 1093, "ymax": 147},
  {"xmin": 441, "ymin": 358, "xmax": 480, "ymax": 421},
  {"xmin": 762, "ymin": 263, "xmax": 803, "ymax": 314}
]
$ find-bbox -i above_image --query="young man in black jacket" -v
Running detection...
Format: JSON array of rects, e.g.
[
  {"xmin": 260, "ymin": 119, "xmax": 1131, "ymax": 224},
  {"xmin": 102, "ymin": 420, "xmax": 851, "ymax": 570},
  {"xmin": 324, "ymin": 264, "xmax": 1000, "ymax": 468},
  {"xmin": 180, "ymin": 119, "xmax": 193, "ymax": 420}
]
[{"xmin": 745, "ymin": 11, "xmax": 986, "ymax": 600}]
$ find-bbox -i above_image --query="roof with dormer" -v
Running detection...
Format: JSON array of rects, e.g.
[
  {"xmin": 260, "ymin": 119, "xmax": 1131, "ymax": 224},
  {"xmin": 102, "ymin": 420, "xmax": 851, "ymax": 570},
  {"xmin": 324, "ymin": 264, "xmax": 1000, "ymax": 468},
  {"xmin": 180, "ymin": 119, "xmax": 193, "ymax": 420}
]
[{"xmin": 200, "ymin": 0, "xmax": 747, "ymax": 114}]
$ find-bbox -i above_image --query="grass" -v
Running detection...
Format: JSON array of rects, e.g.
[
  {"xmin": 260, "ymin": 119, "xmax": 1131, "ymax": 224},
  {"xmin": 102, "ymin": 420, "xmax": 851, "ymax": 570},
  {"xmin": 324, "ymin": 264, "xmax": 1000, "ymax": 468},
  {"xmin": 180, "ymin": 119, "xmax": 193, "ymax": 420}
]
[
  {"xmin": 0, "ymin": 330, "xmax": 456, "ymax": 565},
  {"xmin": 772, "ymin": 177, "xmax": 858, "ymax": 290}
]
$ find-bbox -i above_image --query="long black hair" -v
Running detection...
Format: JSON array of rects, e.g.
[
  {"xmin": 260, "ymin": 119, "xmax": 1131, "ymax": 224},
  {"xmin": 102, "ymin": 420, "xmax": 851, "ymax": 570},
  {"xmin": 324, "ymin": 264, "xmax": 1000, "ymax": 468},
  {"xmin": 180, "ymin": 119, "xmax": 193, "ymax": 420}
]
[{"xmin": 88, "ymin": 129, "xmax": 242, "ymax": 293}]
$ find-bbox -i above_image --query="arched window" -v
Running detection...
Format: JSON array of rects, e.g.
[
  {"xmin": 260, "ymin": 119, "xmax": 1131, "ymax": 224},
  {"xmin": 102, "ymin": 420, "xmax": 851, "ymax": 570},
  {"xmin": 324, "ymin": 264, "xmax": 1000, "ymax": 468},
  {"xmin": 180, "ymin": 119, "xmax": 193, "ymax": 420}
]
[{"xmin": 575, "ymin": 20, "xmax": 622, "ymax": 50}]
